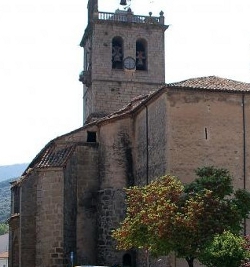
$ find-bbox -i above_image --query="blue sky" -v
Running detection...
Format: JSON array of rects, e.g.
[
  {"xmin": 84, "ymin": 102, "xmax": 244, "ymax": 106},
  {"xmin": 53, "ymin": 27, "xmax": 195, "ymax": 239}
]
[{"xmin": 1, "ymin": 0, "xmax": 250, "ymax": 165}]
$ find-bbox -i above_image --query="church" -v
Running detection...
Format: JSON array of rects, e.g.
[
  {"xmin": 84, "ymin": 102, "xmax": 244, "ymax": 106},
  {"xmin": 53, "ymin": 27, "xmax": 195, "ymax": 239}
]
[{"xmin": 8, "ymin": 0, "xmax": 250, "ymax": 267}]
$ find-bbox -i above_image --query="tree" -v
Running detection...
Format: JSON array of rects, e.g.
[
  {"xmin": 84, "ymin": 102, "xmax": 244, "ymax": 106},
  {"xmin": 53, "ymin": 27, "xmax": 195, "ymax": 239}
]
[
  {"xmin": 0, "ymin": 223, "xmax": 9, "ymax": 235},
  {"xmin": 112, "ymin": 174, "xmax": 184, "ymax": 255},
  {"xmin": 198, "ymin": 231, "xmax": 250, "ymax": 267},
  {"xmin": 112, "ymin": 166, "xmax": 250, "ymax": 267}
]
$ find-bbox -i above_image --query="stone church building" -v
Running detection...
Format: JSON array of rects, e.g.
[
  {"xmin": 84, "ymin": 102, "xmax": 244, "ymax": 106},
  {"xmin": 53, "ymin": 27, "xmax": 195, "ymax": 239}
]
[{"xmin": 8, "ymin": 0, "xmax": 250, "ymax": 267}]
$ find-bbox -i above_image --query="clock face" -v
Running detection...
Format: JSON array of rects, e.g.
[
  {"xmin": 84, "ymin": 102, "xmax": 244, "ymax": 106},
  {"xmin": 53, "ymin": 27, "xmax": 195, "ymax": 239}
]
[{"xmin": 123, "ymin": 56, "xmax": 136, "ymax": 70}]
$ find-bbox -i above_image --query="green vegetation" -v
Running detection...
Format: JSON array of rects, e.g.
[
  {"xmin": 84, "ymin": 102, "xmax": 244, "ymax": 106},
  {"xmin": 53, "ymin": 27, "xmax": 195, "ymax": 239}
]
[
  {"xmin": 0, "ymin": 178, "xmax": 13, "ymax": 223},
  {"xmin": 112, "ymin": 166, "xmax": 250, "ymax": 267},
  {"xmin": 199, "ymin": 231, "xmax": 250, "ymax": 267},
  {"xmin": 0, "ymin": 223, "xmax": 9, "ymax": 235}
]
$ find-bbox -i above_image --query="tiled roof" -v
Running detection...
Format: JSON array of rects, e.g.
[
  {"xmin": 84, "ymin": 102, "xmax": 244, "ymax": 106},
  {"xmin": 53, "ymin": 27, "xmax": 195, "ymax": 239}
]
[
  {"xmin": 22, "ymin": 143, "xmax": 76, "ymax": 176},
  {"xmin": 36, "ymin": 145, "xmax": 75, "ymax": 168},
  {"xmin": 168, "ymin": 76, "xmax": 250, "ymax": 92},
  {"xmin": 97, "ymin": 92, "xmax": 155, "ymax": 121},
  {"xmin": 0, "ymin": 251, "xmax": 8, "ymax": 258}
]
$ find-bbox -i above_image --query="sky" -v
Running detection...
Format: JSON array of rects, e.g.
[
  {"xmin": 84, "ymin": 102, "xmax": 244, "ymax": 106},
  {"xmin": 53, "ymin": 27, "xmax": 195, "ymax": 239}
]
[{"xmin": 1, "ymin": 0, "xmax": 250, "ymax": 166}]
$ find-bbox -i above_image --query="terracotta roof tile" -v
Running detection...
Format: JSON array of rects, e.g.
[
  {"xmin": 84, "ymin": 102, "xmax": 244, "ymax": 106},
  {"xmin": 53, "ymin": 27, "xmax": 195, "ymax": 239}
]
[
  {"xmin": 35, "ymin": 145, "xmax": 75, "ymax": 168},
  {"xmin": 0, "ymin": 251, "xmax": 8, "ymax": 258},
  {"xmin": 22, "ymin": 143, "xmax": 76, "ymax": 176},
  {"xmin": 168, "ymin": 76, "xmax": 250, "ymax": 92}
]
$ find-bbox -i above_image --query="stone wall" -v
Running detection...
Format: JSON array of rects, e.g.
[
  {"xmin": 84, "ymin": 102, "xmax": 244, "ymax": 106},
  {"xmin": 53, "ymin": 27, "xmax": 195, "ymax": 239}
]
[
  {"xmin": 133, "ymin": 93, "xmax": 171, "ymax": 267},
  {"xmin": 64, "ymin": 154, "xmax": 78, "ymax": 266},
  {"xmin": 133, "ymin": 93, "xmax": 168, "ymax": 186},
  {"xmin": 97, "ymin": 118, "xmax": 133, "ymax": 265},
  {"xmin": 8, "ymin": 216, "xmax": 19, "ymax": 267},
  {"xmin": 87, "ymin": 81, "xmax": 162, "ymax": 119},
  {"xmin": 36, "ymin": 168, "xmax": 65, "ymax": 267},
  {"xmin": 20, "ymin": 172, "xmax": 37, "ymax": 267},
  {"xmin": 166, "ymin": 89, "xmax": 246, "ymax": 185},
  {"xmin": 75, "ymin": 143, "xmax": 99, "ymax": 265}
]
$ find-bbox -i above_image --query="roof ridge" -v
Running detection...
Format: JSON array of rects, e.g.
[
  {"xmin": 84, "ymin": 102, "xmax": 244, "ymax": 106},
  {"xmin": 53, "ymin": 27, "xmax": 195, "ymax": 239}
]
[{"xmin": 168, "ymin": 76, "xmax": 250, "ymax": 92}]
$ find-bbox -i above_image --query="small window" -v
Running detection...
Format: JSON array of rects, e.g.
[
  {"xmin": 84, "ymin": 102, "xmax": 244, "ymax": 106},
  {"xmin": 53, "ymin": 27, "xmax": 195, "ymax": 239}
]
[
  {"xmin": 123, "ymin": 253, "xmax": 132, "ymax": 267},
  {"xmin": 87, "ymin": 131, "xmax": 97, "ymax": 142},
  {"xmin": 112, "ymin": 36, "xmax": 123, "ymax": 69},
  {"xmin": 136, "ymin": 39, "xmax": 147, "ymax": 70}
]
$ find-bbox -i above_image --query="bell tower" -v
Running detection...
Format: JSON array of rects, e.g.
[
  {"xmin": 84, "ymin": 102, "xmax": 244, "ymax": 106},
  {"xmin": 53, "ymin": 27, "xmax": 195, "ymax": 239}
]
[{"xmin": 79, "ymin": 0, "xmax": 168, "ymax": 123}]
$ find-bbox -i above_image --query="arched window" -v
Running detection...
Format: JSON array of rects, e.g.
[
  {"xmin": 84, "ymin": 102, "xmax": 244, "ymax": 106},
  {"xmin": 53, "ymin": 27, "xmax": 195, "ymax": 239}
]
[
  {"xmin": 136, "ymin": 39, "xmax": 147, "ymax": 70},
  {"xmin": 112, "ymin": 36, "xmax": 123, "ymax": 69},
  {"xmin": 123, "ymin": 253, "xmax": 132, "ymax": 267}
]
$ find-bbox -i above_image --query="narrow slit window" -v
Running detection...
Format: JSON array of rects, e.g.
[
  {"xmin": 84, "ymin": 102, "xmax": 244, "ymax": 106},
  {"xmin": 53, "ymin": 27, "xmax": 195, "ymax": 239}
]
[
  {"xmin": 205, "ymin": 127, "xmax": 208, "ymax": 140},
  {"xmin": 112, "ymin": 36, "xmax": 123, "ymax": 69}
]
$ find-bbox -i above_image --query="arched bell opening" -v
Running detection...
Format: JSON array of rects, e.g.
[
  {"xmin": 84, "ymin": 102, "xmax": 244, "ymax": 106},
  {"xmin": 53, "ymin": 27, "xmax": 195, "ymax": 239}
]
[
  {"xmin": 136, "ymin": 39, "xmax": 147, "ymax": 71},
  {"xmin": 112, "ymin": 36, "xmax": 124, "ymax": 69}
]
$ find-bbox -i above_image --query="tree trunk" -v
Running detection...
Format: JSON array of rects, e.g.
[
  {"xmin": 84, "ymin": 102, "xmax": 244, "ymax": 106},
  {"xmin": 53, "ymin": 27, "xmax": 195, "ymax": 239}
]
[{"xmin": 185, "ymin": 257, "xmax": 194, "ymax": 267}]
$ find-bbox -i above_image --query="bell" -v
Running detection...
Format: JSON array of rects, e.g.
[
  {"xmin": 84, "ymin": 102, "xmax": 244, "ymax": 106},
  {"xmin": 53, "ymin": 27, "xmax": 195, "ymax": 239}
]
[{"xmin": 120, "ymin": 0, "xmax": 127, "ymax": 5}]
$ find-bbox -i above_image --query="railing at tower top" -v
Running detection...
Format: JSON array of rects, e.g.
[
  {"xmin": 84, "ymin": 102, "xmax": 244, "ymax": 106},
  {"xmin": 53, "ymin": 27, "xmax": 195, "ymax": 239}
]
[{"xmin": 95, "ymin": 10, "xmax": 165, "ymax": 25}]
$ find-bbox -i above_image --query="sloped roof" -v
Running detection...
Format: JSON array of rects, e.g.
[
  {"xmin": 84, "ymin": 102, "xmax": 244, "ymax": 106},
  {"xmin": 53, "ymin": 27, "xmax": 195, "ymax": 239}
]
[
  {"xmin": 101, "ymin": 93, "xmax": 154, "ymax": 120},
  {"xmin": 21, "ymin": 143, "xmax": 76, "ymax": 177},
  {"xmin": 168, "ymin": 76, "xmax": 250, "ymax": 92},
  {"xmin": 0, "ymin": 251, "xmax": 8, "ymax": 258},
  {"xmin": 35, "ymin": 144, "xmax": 75, "ymax": 168}
]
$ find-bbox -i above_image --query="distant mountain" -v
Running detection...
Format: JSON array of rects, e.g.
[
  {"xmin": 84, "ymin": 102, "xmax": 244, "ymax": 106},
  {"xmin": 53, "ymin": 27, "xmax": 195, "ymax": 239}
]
[
  {"xmin": 0, "ymin": 164, "xmax": 28, "ymax": 182},
  {"xmin": 0, "ymin": 164, "xmax": 28, "ymax": 223}
]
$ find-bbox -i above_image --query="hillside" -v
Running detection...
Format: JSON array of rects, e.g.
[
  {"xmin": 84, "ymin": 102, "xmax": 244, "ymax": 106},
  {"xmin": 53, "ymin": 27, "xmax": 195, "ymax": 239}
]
[
  {"xmin": 0, "ymin": 178, "xmax": 13, "ymax": 223},
  {"xmin": 0, "ymin": 163, "xmax": 28, "ymax": 182},
  {"xmin": 0, "ymin": 163, "xmax": 28, "ymax": 223}
]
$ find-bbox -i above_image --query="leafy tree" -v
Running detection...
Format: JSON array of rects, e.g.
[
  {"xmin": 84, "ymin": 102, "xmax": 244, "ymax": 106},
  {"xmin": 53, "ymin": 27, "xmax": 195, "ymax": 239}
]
[
  {"xmin": 0, "ymin": 223, "xmax": 9, "ymax": 235},
  {"xmin": 112, "ymin": 166, "xmax": 250, "ymax": 267},
  {"xmin": 112, "ymin": 174, "xmax": 184, "ymax": 255},
  {"xmin": 242, "ymin": 235, "xmax": 250, "ymax": 267},
  {"xmin": 198, "ymin": 231, "xmax": 250, "ymax": 267}
]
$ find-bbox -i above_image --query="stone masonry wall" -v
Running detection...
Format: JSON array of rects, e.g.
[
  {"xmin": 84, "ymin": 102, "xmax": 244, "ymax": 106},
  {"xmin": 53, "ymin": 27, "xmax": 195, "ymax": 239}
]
[
  {"xmin": 20, "ymin": 172, "xmax": 37, "ymax": 267},
  {"xmin": 133, "ymin": 93, "xmax": 170, "ymax": 267},
  {"xmin": 36, "ymin": 168, "xmax": 65, "ymax": 267},
  {"xmin": 63, "ymin": 154, "xmax": 78, "ymax": 266},
  {"xmin": 244, "ymin": 94, "xmax": 250, "ymax": 234},
  {"xmin": 75, "ymin": 143, "xmax": 99, "ymax": 265},
  {"xmin": 97, "ymin": 118, "xmax": 133, "ymax": 265},
  {"xmin": 8, "ymin": 216, "xmax": 20, "ymax": 267},
  {"xmin": 133, "ymin": 93, "xmax": 168, "ymax": 186},
  {"xmin": 88, "ymin": 81, "xmax": 163, "ymax": 119},
  {"xmin": 166, "ymin": 89, "xmax": 246, "ymax": 185}
]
